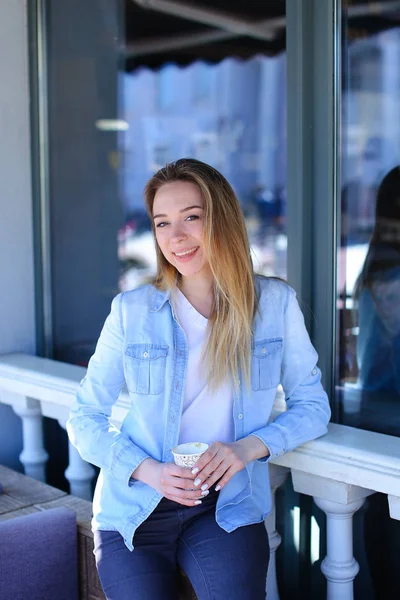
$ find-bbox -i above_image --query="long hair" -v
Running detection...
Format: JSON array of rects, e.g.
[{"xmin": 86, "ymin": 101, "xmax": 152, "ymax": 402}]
[
  {"xmin": 144, "ymin": 158, "xmax": 255, "ymax": 390},
  {"xmin": 354, "ymin": 166, "xmax": 400, "ymax": 299}
]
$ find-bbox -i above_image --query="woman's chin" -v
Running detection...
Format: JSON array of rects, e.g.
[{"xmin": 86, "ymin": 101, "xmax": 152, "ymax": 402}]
[{"xmin": 176, "ymin": 266, "xmax": 200, "ymax": 278}]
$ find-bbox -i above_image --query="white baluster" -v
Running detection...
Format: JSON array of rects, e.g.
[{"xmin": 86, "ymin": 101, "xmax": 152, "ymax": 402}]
[
  {"xmin": 290, "ymin": 471, "xmax": 373, "ymax": 600},
  {"xmin": 58, "ymin": 418, "xmax": 95, "ymax": 500},
  {"xmin": 265, "ymin": 464, "xmax": 289, "ymax": 600},
  {"xmin": 314, "ymin": 496, "xmax": 365, "ymax": 600},
  {"xmin": 12, "ymin": 397, "xmax": 48, "ymax": 481}
]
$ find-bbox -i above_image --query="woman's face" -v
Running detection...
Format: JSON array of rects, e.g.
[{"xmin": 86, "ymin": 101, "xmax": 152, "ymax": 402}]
[
  {"xmin": 371, "ymin": 277, "xmax": 400, "ymax": 336},
  {"xmin": 152, "ymin": 180, "xmax": 212, "ymax": 281}
]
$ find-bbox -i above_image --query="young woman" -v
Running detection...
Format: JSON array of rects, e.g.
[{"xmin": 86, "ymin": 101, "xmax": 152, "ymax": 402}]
[
  {"xmin": 67, "ymin": 158, "xmax": 331, "ymax": 600},
  {"xmin": 355, "ymin": 166, "xmax": 400, "ymax": 409},
  {"xmin": 351, "ymin": 166, "xmax": 400, "ymax": 598}
]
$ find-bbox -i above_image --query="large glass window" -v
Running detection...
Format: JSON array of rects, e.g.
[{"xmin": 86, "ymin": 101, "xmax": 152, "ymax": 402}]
[
  {"xmin": 45, "ymin": 0, "xmax": 287, "ymax": 366},
  {"xmin": 337, "ymin": 4, "xmax": 400, "ymax": 597},
  {"xmin": 337, "ymin": 0, "xmax": 400, "ymax": 435}
]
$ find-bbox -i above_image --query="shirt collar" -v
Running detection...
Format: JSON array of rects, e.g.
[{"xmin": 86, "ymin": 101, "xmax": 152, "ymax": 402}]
[{"xmin": 150, "ymin": 287, "xmax": 171, "ymax": 312}]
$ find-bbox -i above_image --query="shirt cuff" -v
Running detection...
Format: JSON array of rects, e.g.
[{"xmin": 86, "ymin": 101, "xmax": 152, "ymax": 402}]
[
  {"xmin": 250, "ymin": 423, "xmax": 288, "ymax": 462},
  {"xmin": 111, "ymin": 443, "xmax": 150, "ymax": 487}
]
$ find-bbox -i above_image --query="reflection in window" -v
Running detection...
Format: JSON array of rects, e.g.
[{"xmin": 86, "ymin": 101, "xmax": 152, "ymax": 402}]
[
  {"xmin": 338, "ymin": 15, "xmax": 400, "ymax": 435},
  {"xmin": 157, "ymin": 65, "xmax": 175, "ymax": 111},
  {"xmin": 193, "ymin": 61, "xmax": 212, "ymax": 104},
  {"xmin": 338, "ymin": 9, "xmax": 400, "ymax": 597},
  {"xmin": 119, "ymin": 56, "xmax": 287, "ymax": 293},
  {"xmin": 46, "ymin": 0, "xmax": 287, "ymax": 368}
]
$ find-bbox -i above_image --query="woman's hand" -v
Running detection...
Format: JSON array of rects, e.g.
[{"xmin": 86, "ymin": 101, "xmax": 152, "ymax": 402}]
[
  {"xmin": 191, "ymin": 436, "xmax": 269, "ymax": 492},
  {"xmin": 132, "ymin": 458, "xmax": 208, "ymax": 506}
]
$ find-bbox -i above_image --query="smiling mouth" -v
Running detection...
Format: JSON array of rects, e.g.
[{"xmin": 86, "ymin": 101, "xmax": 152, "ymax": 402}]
[{"xmin": 173, "ymin": 247, "xmax": 199, "ymax": 257}]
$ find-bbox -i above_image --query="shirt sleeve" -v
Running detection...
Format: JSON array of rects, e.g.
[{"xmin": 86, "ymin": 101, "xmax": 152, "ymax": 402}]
[
  {"xmin": 250, "ymin": 285, "xmax": 331, "ymax": 461},
  {"xmin": 66, "ymin": 293, "xmax": 150, "ymax": 487}
]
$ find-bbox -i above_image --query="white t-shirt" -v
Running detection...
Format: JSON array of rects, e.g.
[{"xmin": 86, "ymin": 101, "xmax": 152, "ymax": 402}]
[{"xmin": 173, "ymin": 288, "xmax": 234, "ymax": 446}]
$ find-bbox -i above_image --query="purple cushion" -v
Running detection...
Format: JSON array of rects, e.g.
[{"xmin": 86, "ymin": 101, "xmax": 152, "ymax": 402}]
[{"xmin": 0, "ymin": 507, "xmax": 79, "ymax": 600}]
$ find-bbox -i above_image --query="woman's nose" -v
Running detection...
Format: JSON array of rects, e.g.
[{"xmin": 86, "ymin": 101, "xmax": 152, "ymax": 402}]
[{"xmin": 170, "ymin": 223, "xmax": 187, "ymax": 243}]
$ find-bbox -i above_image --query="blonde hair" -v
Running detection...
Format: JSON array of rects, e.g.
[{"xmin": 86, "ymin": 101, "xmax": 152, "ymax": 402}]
[{"xmin": 144, "ymin": 158, "xmax": 255, "ymax": 390}]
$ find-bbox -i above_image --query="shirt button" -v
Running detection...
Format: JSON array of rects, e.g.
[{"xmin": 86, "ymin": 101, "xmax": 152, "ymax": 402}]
[
  {"xmin": 238, "ymin": 413, "xmax": 243, "ymax": 420},
  {"xmin": 312, "ymin": 368, "xmax": 317, "ymax": 375},
  {"xmin": 261, "ymin": 347, "xmax": 267, "ymax": 354},
  {"xmin": 143, "ymin": 351, "xmax": 149, "ymax": 358},
  {"xmin": 175, "ymin": 381, "xmax": 180, "ymax": 389}
]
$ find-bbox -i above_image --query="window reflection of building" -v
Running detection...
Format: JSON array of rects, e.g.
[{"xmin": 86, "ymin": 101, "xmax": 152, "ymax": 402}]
[
  {"xmin": 119, "ymin": 55, "xmax": 287, "ymax": 288},
  {"xmin": 44, "ymin": 0, "xmax": 288, "ymax": 375},
  {"xmin": 157, "ymin": 64, "xmax": 175, "ymax": 111},
  {"xmin": 117, "ymin": 54, "xmax": 289, "ymax": 292},
  {"xmin": 192, "ymin": 61, "xmax": 212, "ymax": 105}
]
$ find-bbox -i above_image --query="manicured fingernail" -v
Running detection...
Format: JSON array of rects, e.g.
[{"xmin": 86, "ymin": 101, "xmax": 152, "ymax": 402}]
[
  {"xmin": 194, "ymin": 478, "xmax": 201, "ymax": 487},
  {"xmin": 194, "ymin": 500, "xmax": 202, "ymax": 505},
  {"xmin": 191, "ymin": 467, "xmax": 199, "ymax": 475},
  {"xmin": 201, "ymin": 483, "xmax": 208, "ymax": 491},
  {"xmin": 215, "ymin": 485, "xmax": 221, "ymax": 491},
  {"xmin": 201, "ymin": 490, "xmax": 209, "ymax": 497}
]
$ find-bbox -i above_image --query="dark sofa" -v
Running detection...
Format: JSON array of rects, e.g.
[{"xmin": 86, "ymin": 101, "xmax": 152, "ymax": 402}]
[{"xmin": 0, "ymin": 507, "xmax": 79, "ymax": 600}]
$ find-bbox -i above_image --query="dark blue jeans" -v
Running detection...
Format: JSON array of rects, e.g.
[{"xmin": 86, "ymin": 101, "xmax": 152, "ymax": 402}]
[{"xmin": 94, "ymin": 488, "xmax": 270, "ymax": 600}]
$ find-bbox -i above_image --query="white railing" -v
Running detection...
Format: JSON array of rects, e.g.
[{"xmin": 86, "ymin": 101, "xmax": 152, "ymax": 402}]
[{"xmin": 1, "ymin": 352, "xmax": 400, "ymax": 600}]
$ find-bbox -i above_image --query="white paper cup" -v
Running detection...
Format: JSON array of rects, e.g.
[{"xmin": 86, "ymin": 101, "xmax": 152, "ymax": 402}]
[{"xmin": 171, "ymin": 442, "xmax": 209, "ymax": 468}]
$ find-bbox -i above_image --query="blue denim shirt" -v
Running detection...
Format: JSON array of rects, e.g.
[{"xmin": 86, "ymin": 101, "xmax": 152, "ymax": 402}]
[{"xmin": 67, "ymin": 276, "xmax": 330, "ymax": 550}]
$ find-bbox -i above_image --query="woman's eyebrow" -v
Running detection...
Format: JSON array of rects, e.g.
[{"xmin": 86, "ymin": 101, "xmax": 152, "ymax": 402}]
[
  {"xmin": 180, "ymin": 205, "xmax": 203, "ymax": 213},
  {"xmin": 153, "ymin": 205, "xmax": 203, "ymax": 219}
]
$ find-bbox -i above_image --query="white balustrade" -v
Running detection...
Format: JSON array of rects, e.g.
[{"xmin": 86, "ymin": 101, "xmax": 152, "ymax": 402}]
[
  {"xmin": 58, "ymin": 417, "xmax": 95, "ymax": 500},
  {"xmin": 10, "ymin": 395, "xmax": 48, "ymax": 481},
  {"xmin": 288, "ymin": 465, "xmax": 376, "ymax": 598},
  {"xmin": 2, "ymin": 353, "xmax": 400, "ymax": 600},
  {"xmin": 265, "ymin": 464, "xmax": 289, "ymax": 600},
  {"xmin": 314, "ymin": 496, "xmax": 365, "ymax": 600}
]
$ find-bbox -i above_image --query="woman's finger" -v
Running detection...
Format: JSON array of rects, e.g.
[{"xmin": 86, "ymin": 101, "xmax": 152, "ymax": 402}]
[
  {"xmin": 199, "ymin": 461, "xmax": 230, "ymax": 490},
  {"xmin": 163, "ymin": 483, "xmax": 209, "ymax": 501},
  {"xmin": 214, "ymin": 465, "xmax": 238, "ymax": 491},
  {"xmin": 191, "ymin": 443, "xmax": 220, "ymax": 475},
  {"xmin": 192, "ymin": 453, "xmax": 225, "ymax": 489},
  {"xmin": 166, "ymin": 495, "xmax": 204, "ymax": 507},
  {"xmin": 167, "ymin": 463, "xmax": 195, "ymax": 480},
  {"xmin": 163, "ymin": 473, "xmax": 200, "ymax": 491}
]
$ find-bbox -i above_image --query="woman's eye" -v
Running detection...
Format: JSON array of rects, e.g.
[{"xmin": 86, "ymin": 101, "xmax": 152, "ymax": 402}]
[
  {"xmin": 156, "ymin": 222, "xmax": 168, "ymax": 228},
  {"xmin": 185, "ymin": 215, "xmax": 200, "ymax": 222}
]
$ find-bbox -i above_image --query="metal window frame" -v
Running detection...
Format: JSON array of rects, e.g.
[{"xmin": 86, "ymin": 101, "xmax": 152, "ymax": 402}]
[
  {"xmin": 28, "ymin": 0, "xmax": 53, "ymax": 358},
  {"xmin": 286, "ymin": 0, "xmax": 341, "ymax": 419},
  {"xmin": 285, "ymin": 1, "xmax": 341, "ymax": 593}
]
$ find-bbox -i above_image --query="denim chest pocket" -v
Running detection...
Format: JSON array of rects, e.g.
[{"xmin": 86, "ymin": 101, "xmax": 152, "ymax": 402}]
[
  {"xmin": 251, "ymin": 338, "xmax": 283, "ymax": 391},
  {"xmin": 124, "ymin": 344, "xmax": 169, "ymax": 395}
]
